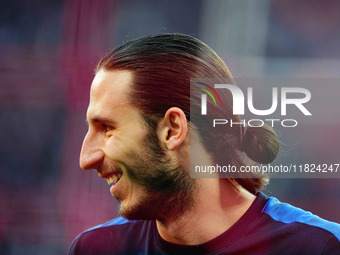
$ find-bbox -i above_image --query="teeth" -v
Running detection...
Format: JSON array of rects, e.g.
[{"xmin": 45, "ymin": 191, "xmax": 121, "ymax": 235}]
[
  {"xmin": 106, "ymin": 177, "xmax": 113, "ymax": 185},
  {"xmin": 106, "ymin": 174, "xmax": 120, "ymax": 185}
]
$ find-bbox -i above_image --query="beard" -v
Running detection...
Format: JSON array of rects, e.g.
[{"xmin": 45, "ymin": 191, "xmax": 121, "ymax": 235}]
[{"xmin": 115, "ymin": 124, "xmax": 196, "ymax": 223}]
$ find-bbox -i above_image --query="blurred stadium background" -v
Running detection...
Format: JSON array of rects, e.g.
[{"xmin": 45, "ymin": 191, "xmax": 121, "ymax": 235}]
[{"xmin": 1, "ymin": 0, "xmax": 340, "ymax": 254}]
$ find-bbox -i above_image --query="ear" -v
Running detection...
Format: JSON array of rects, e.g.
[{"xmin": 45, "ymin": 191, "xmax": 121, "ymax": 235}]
[{"xmin": 157, "ymin": 107, "xmax": 188, "ymax": 151}]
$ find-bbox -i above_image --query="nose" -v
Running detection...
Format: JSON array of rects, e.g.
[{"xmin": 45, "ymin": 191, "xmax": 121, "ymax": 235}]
[{"xmin": 79, "ymin": 131, "xmax": 105, "ymax": 170}]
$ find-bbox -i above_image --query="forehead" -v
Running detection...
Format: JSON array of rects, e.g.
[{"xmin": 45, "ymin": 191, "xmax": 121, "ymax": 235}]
[
  {"xmin": 90, "ymin": 69, "xmax": 132, "ymax": 101},
  {"xmin": 87, "ymin": 69, "xmax": 135, "ymax": 119}
]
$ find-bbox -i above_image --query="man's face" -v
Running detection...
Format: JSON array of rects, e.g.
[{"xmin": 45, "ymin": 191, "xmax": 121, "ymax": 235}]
[{"xmin": 80, "ymin": 69, "xmax": 195, "ymax": 221}]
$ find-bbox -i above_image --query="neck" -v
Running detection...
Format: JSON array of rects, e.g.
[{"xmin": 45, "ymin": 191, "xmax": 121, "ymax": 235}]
[{"xmin": 156, "ymin": 178, "xmax": 256, "ymax": 245}]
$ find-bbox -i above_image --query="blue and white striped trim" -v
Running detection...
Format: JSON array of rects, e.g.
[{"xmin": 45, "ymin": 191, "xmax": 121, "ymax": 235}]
[{"xmin": 263, "ymin": 197, "xmax": 340, "ymax": 241}]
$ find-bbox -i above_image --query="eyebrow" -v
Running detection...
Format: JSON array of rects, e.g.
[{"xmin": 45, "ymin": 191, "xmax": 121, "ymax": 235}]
[{"xmin": 86, "ymin": 116, "xmax": 117, "ymax": 126}]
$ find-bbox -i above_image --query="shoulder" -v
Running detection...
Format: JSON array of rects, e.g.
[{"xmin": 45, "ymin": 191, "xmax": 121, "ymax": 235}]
[
  {"xmin": 262, "ymin": 195, "xmax": 340, "ymax": 240},
  {"xmin": 68, "ymin": 217, "xmax": 153, "ymax": 255},
  {"xmin": 259, "ymin": 194, "xmax": 340, "ymax": 254}
]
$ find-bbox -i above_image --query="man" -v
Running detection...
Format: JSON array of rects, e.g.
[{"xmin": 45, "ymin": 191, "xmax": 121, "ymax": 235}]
[{"xmin": 69, "ymin": 34, "xmax": 340, "ymax": 254}]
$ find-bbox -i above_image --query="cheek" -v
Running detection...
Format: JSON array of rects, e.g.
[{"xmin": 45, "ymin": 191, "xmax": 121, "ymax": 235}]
[
  {"xmin": 102, "ymin": 121, "xmax": 148, "ymax": 160},
  {"xmin": 103, "ymin": 139, "xmax": 119, "ymax": 159},
  {"xmin": 104, "ymin": 132, "xmax": 127, "ymax": 153},
  {"xmin": 103, "ymin": 135, "xmax": 141, "ymax": 162}
]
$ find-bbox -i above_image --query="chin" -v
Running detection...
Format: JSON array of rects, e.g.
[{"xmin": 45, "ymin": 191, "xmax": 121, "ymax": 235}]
[{"xmin": 118, "ymin": 201, "xmax": 158, "ymax": 221}]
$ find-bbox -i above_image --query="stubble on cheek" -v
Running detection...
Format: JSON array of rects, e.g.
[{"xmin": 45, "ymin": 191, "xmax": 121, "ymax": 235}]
[
  {"xmin": 117, "ymin": 153, "xmax": 196, "ymax": 221},
  {"xmin": 112, "ymin": 124, "xmax": 196, "ymax": 221}
]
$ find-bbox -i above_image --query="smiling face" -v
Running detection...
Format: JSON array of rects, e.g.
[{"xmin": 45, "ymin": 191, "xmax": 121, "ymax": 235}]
[{"xmin": 80, "ymin": 69, "xmax": 195, "ymax": 221}]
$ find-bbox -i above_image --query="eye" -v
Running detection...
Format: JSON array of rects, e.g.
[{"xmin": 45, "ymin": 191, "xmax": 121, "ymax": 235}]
[{"xmin": 102, "ymin": 123, "xmax": 114, "ymax": 132}]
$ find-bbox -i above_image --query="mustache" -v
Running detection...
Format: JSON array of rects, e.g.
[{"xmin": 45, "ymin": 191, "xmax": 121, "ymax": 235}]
[{"xmin": 97, "ymin": 160, "xmax": 122, "ymax": 176}]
